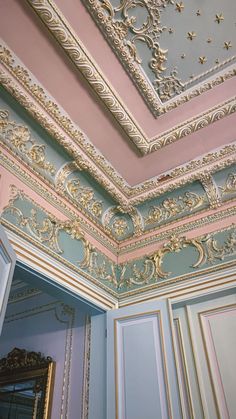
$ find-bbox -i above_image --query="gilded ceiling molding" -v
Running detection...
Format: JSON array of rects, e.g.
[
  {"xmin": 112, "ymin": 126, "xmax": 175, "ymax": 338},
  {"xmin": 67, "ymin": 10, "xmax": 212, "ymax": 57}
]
[
  {"xmin": 0, "ymin": 43, "xmax": 236, "ymax": 202},
  {"xmin": 119, "ymin": 205, "xmax": 236, "ymax": 255},
  {"xmin": 26, "ymin": 0, "xmax": 149, "ymax": 154},
  {"xmin": 84, "ymin": 0, "xmax": 236, "ymax": 117},
  {"xmin": 0, "ymin": 108, "xmax": 122, "ymax": 238},
  {"xmin": 144, "ymin": 191, "xmax": 206, "ymax": 227},
  {"xmin": 1, "ymin": 149, "xmax": 236, "ymax": 259},
  {"xmin": 148, "ymin": 98, "xmax": 236, "ymax": 152},
  {"xmin": 26, "ymin": 1, "xmax": 236, "ymax": 153},
  {"xmin": 0, "ymin": 152, "xmax": 118, "ymax": 254},
  {"xmin": 200, "ymin": 174, "xmax": 222, "ymax": 209},
  {"xmin": 0, "ymin": 109, "xmax": 56, "ymax": 174}
]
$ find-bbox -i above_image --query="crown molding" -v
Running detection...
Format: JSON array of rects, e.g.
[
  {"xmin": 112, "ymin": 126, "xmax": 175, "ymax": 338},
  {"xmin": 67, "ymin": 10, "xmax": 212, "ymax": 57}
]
[
  {"xmin": 26, "ymin": 0, "xmax": 236, "ymax": 154},
  {"xmin": 1, "ymin": 41, "xmax": 236, "ymax": 208}
]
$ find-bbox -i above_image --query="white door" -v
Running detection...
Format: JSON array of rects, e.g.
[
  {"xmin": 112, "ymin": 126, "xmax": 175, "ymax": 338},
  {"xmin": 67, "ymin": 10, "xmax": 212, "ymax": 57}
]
[
  {"xmin": 0, "ymin": 225, "xmax": 16, "ymax": 334},
  {"xmin": 107, "ymin": 298, "xmax": 182, "ymax": 419}
]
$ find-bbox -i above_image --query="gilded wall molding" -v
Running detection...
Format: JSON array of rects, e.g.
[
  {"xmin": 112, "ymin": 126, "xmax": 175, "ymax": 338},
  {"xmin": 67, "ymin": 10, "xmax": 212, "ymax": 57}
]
[
  {"xmin": 2, "ymin": 183, "xmax": 236, "ymax": 296},
  {"xmin": 24, "ymin": 2, "xmax": 236, "ymax": 154},
  {"xmin": 1, "ymin": 43, "xmax": 236, "ymax": 200},
  {"xmin": 118, "ymin": 225, "xmax": 236, "ymax": 290},
  {"xmin": 83, "ymin": 0, "xmax": 236, "ymax": 117},
  {"xmin": 81, "ymin": 316, "xmax": 91, "ymax": 419},
  {"xmin": 1, "ymin": 186, "xmax": 119, "ymax": 291}
]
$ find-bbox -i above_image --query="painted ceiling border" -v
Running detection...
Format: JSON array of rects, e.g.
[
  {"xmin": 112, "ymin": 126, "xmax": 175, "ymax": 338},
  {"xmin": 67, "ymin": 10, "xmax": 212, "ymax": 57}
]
[
  {"xmin": 26, "ymin": 0, "xmax": 236, "ymax": 155},
  {"xmin": 83, "ymin": 0, "xmax": 236, "ymax": 118},
  {"xmin": 0, "ymin": 41, "xmax": 236, "ymax": 208},
  {"xmin": 1, "ymin": 154, "xmax": 236, "ymax": 262}
]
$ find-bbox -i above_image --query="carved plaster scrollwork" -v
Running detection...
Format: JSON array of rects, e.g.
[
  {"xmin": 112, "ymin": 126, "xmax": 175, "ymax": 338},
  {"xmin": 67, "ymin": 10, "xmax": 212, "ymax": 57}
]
[
  {"xmin": 2, "ymin": 186, "xmax": 92, "ymax": 269},
  {"xmin": 93, "ymin": 0, "xmax": 184, "ymax": 103},
  {"xmin": 144, "ymin": 191, "xmax": 206, "ymax": 226},
  {"xmin": 203, "ymin": 229, "xmax": 236, "ymax": 263},
  {"xmin": 118, "ymin": 226, "xmax": 236, "ymax": 288},
  {"xmin": 83, "ymin": 0, "xmax": 236, "ymax": 116},
  {"xmin": 0, "ymin": 109, "xmax": 55, "ymax": 175},
  {"xmin": 0, "ymin": 42, "xmax": 236, "ymax": 193},
  {"xmin": 149, "ymin": 234, "xmax": 205, "ymax": 278},
  {"xmin": 56, "ymin": 162, "xmax": 104, "ymax": 219},
  {"xmin": 1, "ymin": 186, "xmax": 119, "ymax": 289}
]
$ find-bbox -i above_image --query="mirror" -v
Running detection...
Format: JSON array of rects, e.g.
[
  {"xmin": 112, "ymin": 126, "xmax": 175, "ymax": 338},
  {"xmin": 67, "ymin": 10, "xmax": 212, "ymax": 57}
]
[{"xmin": 0, "ymin": 348, "xmax": 55, "ymax": 419}]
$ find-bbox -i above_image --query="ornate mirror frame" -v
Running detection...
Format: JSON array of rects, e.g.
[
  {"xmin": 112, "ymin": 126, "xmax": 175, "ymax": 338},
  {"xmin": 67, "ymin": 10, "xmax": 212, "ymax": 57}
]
[{"xmin": 0, "ymin": 348, "xmax": 55, "ymax": 418}]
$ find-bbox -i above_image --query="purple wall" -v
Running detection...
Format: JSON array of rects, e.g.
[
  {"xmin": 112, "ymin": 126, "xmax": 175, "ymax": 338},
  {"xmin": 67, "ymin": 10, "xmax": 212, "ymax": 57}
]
[{"xmin": 0, "ymin": 289, "xmax": 87, "ymax": 419}]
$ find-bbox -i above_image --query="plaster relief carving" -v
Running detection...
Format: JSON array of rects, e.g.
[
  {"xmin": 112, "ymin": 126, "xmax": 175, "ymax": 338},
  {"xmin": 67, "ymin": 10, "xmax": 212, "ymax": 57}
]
[{"xmin": 0, "ymin": 109, "xmax": 55, "ymax": 175}]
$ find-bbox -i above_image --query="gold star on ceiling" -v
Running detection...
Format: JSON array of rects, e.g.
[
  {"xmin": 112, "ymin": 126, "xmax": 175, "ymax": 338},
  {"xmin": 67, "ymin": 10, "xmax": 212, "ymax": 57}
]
[
  {"xmin": 224, "ymin": 41, "xmax": 232, "ymax": 50},
  {"xmin": 199, "ymin": 56, "xmax": 207, "ymax": 64},
  {"xmin": 187, "ymin": 31, "xmax": 196, "ymax": 40},
  {"xmin": 175, "ymin": 2, "xmax": 184, "ymax": 13},
  {"xmin": 215, "ymin": 13, "xmax": 224, "ymax": 24}
]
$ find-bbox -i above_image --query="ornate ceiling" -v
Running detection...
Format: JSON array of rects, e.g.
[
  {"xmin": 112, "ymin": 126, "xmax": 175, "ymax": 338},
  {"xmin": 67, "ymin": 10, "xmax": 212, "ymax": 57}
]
[
  {"xmin": 0, "ymin": 0, "xmax": 236, "ymax": 306},
  {"xmin": 84, "ymin": 0, "xmax": 236, "ymax": 114}
]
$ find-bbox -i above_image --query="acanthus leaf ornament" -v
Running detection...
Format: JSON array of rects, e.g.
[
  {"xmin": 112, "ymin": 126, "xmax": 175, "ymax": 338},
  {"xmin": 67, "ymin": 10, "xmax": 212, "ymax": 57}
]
[
  {"xmin": 0, "ymin": 109, "xmax": 55, "ymax": 175},
  {"xmin": 144, "ymin": 191, "xmax": 206, "ymax": 226}
]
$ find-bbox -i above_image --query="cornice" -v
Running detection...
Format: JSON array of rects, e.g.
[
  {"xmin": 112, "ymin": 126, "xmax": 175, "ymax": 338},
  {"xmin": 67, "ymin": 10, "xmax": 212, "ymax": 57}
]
[
  {"xmin": 0, "ymin": 152, "xmax": 119, "ymax": 255},
  {"xmin": 2, "ymin": 148, "xmax": 236, "ymax": 257},
  {"xmin": 119, "ymin": 204, "xmax": 236, "ymax": 255},
  {"xmin": 26, "ymin": 0, "xmax": 236, "ymax": 154},
  {"xmin": 0, "ymin": 42, "xmax": 236, "ymax": 206}
]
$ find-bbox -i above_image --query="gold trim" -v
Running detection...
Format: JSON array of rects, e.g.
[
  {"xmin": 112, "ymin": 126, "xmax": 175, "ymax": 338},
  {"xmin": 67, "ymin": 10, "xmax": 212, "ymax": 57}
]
[
  {"xmin": 185, "ymin": 305, "xmax": 208, "ymax": 418},
  {"xmin": 114, "ymin": 310, "xmax": 172, "ymax": 419},
  {"xmin": 198, "ymin": 303, "xmax": 236, "ymax": 419},
  {"xmin": 118, "ymin": 260, "xmax": 236, "ymax": 299},
  {"xmin": 44, "ymin": 361, "xmax": 55, "ymax": 419},
  {"xmin": 173, "ymin": 316, "xmax": 194, "ymax": 418},
  {"xmin": 81, "ymin": 316, "xmax": 91, "ymax": 419},
  {"xmin": 2, "ymin": 150, "xmax": 236, "ymax": 258},
  {"xmin": 28, "ymin": 0, "xmax": 236, "ymax": 129},
  {"xmin": 0, "ymin": 152, "xmax": 118, "ymax": 252},
  {"xmin": 7, "ymin": 228, "xmax": 118, "ymax": 308},
  {"xmin": 1, "ymin": 48, "xmax": 236, "ymax": 197}
]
